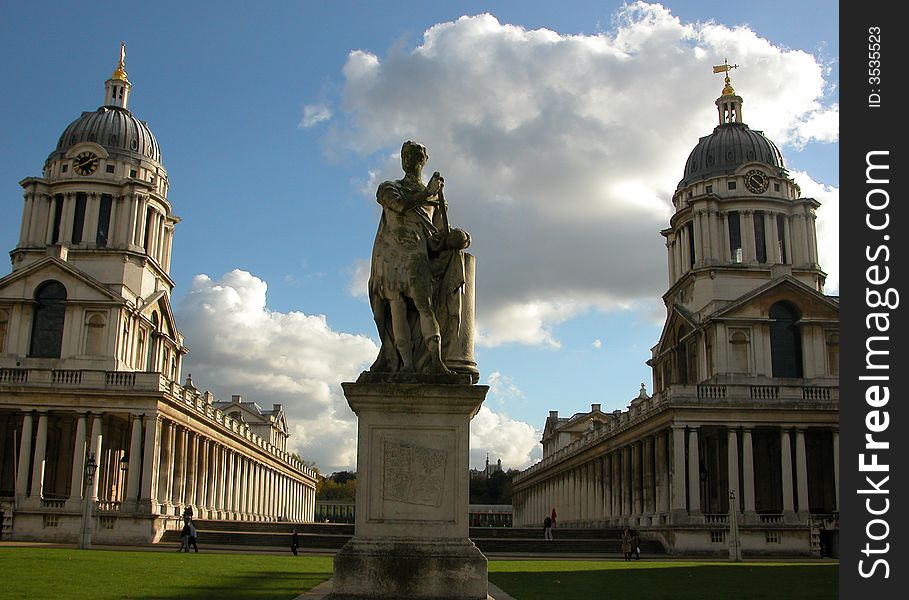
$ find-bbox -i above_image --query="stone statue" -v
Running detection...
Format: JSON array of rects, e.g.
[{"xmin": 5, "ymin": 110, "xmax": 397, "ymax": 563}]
[{"xmin": 368, "ymin": 141, "xmax": 477, "ymax": 378}]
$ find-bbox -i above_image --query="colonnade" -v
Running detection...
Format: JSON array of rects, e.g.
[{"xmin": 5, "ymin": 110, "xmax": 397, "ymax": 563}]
[
  {"xmin": 513, "ymin": 424, "xmax": 839, "ymax": 528},
  {"xmin": 7, "ymin": 409, "xmax": 315, "ymax": 522}
]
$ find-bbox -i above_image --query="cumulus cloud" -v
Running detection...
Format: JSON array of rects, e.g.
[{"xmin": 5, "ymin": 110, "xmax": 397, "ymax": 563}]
[
  {"xmin": 176, "ymin": 269, "xmax": 377, "ymax": 473},
  {"xmin": 329, "ymin": 3, "xmax": 837, "ymax": 346},
  {"xmin": 176, "ymin": 269, "xmax": 546, "ymax": 473},
  {"xmin": 592, "ymin": 339, "xmax": 603, "ymax": 349},
  {"xmin": 299, "ymin": 103, "xmax": 332, "ymax": 128}
]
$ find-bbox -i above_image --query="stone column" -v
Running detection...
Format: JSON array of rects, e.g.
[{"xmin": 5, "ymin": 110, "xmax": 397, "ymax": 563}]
[
  {"xmin": 741, "ymin": 428, "xmax": 756, "ymax": 515},
  {"xmin": 642, "ymin": 436, "xmax": 654, "ymax": 522},
  {"xmin": 68, "ymin": 414, "xmax": 88, "ymax": 507},
  {"xmin": 670, "ymin": 426, "xmax": 687, "ymax": 515},
  {"xmin": 656, "ymin": 430, "xmax": 670, "ymax": 515},
  {"xmin": 781, "ymin": 428, "xmax": 795, "ymax": 515},
  {"xmin": 592, "ymin": 458, "xmax": 602, "ymax": 524},
  {"xmin": 185, "ymin": 432, "xmax": 198, "ymax": 510},
  {"xmin": 124, "ymin": 414, "xmax": 144, "ymax": 509},
  {"xmin": 139, "ymin": 415, "xmax": 160, "ymax": 513},
  {"xmin": 158, "ymin": 420, "xmax": 174, "ymax": 509},
  {"xmin": 795, "ymin": 429, "xmax": 810, "ymax": 516},
  {"xmin": 767, "ymin": 212, "xmax": 780, "ymax": 263},
  {"xmin": 612, "ymin": 451, "xmax": 622, "ymax": 521},
  {"xmin": 197, "ymin": 438, "xmax": 209, "ymax": 516},
  {"xmin": 832, "ymin": 428, "xmax": 840, "ymax": 511},
  {"xmin": 603, "ymin": 454, "xmax": 613, "ymax": 519},
  {"xmin": 727, "ymin": 428, "xmax": 740, "ymax": 513},
  {"xmin": 27, "ymin": 411, "xmax": 48, "ymax": 501},
  {"xmin": 742, "ymin": 210, "xmax": 756, "ymax": 263},
  {"xmin": 172, "ymin": 426, "xmax": 186, "ymax": 507},
  {"xmin": 622, "ymin": 446, "xmax": 632, "ymax": 518},
  {"xmin": 631, "ymin": 442, "xmax": 642, "ymax": 517},
  {"xmin": 89, "ymin": 415, "xmax": 103, "ymax": 501},
  {"xmin": 687, "ymin": 427, "xmax": 701, "ymax": 514}
]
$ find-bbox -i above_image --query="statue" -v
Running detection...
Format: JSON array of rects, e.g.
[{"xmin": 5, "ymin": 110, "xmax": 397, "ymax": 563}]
[{"xmin": 368, "ymin": 141, "xmax": 476, "ymax": 378}]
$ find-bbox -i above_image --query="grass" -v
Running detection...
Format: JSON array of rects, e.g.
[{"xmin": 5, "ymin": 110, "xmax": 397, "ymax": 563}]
[
  {"xmin": 0, "ymin": 548, "xmax": 332, "ymax": 600},
  {"xmin": 0, "ymin": 548, "xmax": 838, "ymax": 600},
  {"xmin": 488, "ymin": 559, "xmax": 839, "ymax": 600}
]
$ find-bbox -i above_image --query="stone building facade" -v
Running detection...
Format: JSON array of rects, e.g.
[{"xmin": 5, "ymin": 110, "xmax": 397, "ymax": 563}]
[
  {"xmin": 0, "ymin": 49, "xmax": 317, "ymax": 543},
  {"xmin": 511, "ymin": 75, "xmax": 839, "ymax": 557}
]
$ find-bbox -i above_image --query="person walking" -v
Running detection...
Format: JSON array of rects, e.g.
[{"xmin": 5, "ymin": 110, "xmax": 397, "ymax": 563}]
[
  {"xmin": 179, "ymin": 519, "xmax": 191, "ymax": 552},
  {"xmin": 631, "ymin": 528, "xmax": 641, "ymax": 560},
  {"xmin": 621, "ymin": 527, "xmax": 633, "ymax": 562},
  {"xmin": 543, "ymin": 515, "xmax": 553, "ymax": 541},
  {"xmin": 291, "ymin": 529, "xmax": 299, "ymax": 556},
  {"xmin": 187, "ymin": 518, "xmax": 199, "ymax": 552}
]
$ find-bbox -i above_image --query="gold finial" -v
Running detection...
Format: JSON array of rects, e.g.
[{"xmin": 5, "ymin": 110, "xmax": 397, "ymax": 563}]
[
  {"xmin": 712, "ymin": 58, "xmax": 738, "ymax": 95},
  {"xmin": 112, "ymin": 42, "xmax": 129, "ymax": 81}
]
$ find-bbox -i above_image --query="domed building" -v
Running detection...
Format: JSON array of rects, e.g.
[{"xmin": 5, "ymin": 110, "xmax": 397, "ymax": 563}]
[
  {"xmin": 0, "ymin": 47, "xmax": 317, "ymax": 544},
  {"xmin": 511, "ymin": 67, "xmax": 839, "ymax": 557}
]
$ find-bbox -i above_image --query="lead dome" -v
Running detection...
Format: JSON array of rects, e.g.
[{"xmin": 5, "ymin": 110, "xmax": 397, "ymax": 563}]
[{"xmin": 54, "ymin": 106, "xmax": 160, "ymax": 164}]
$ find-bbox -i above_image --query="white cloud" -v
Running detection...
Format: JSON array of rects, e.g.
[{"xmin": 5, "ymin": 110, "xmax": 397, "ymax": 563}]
[
  {"xmin": 176, "ymin": 269, "xmax": 377, "ymax": 473},
  {"xmin": 792, "ymin": 171, "xmax": 839, "ymax": 294},
  {"xmin": 470, "ymin": 405, "xmax": 541, "ymax": 470},
  {"xmin": 592, "ymin": 339, "xmax": 603, "ymax": 349},
  {"xmin": 332, "ymin": 4, "xmax": 838, "ymax": 347},
  {"xmin": 299, "ymin": 103, "xmax": 332, "ymax": 128}
]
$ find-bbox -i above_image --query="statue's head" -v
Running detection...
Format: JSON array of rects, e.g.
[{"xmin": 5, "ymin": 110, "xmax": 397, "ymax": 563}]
[{"xmin": 401, "ymin": 140, "xmax": 428, "ymax": 173}]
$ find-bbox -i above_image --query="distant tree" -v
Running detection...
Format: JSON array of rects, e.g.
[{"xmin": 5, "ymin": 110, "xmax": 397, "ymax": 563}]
[{"xmin": 317, "ymin": 471, "xmax": 357, "ymax": 501}]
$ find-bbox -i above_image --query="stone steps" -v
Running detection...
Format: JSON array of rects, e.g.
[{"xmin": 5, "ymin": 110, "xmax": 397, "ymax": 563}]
[{"xmin": 159, "ymin": 521, "xmax": 665, "ymax": 555}]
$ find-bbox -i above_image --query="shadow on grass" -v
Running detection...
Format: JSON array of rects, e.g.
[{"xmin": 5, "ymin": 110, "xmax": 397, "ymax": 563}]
[
  {"xmin": 489, "ymin": 563, "xmax": 838, "ymax": 600},
  {"xmin": 128, "ymin": 570, "xmax": 329, "ymax": 600}
]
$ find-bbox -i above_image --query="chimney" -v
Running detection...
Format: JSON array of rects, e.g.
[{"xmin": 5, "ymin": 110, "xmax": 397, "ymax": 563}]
[
  {"xmin": 591, "ymin": 403, "xmax": 601, "ymax": 413},
  {"xmin": 232, "ymin": 394, "xmax": 242, "ymax": 403},
  {"xmin": 549, "ymin": 410, "xmax": 559, "ymax": 419}
]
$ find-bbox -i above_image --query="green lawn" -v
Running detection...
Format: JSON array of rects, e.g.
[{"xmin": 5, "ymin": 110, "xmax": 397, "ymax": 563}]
[
  {"xmin": 489, "ymin": 560, "xmax": 839, "ymax": 600},
  {"xmin": 0, "ymin": 548, "xmax": 838, "ymax": 600}
]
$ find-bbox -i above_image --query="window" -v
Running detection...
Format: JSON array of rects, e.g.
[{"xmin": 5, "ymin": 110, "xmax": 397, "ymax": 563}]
[
  {"xmin": 121, "ymin": 321, "xmax": 131, "ymax": 363},
  {"xmin": 711, "ymin": 531, "xmax": 726, "ymax": 543},
  {"xmin": 0, "ymin": 308, "xmax": 8, "ymax": 353},
  {"xmin": 143, "ymin": 207, "xmax": 155, "ymax": 253},
  {"xmin": 29, "ymin": 281, "xmax": 67, "ymax": 358},
  {"xmin": 61, "ymin": 164, "xmax": 68, "ymax": 173},
  {"xmin": 769, "ymin": 302, "xmax": 803, "ymax": 378},
  {"xmin": 766, "ymin": 531, "xmax": 781, "ymax": 544},
  {"xmin": 727, "ymin": 181, "xmax": 737, "ymax": 190},
  {"xmin": 43, "ymin": 515, "xmax": 60, "ymax": 528},
  {"xmin": 84, "ymin": 313, "xmax": 106, "ymax": 356},
  {"xmin": 106, "ymin": 164, "xmax": 115, "ymax": 174},
  {"xmin": 754, "ymin": 210, "xmax": 767, "ymax": 263},
  {"xmin": 96, "ymin": 194, "xmax": 112, "ymax": 246},
  {"xmin": 51, "ymin": 195, "xmax": 64, "ymax": 244},
  {"xmin": 130, "ymin": 169, "xmax": 137, "ymax": 178},
  {"xmin": 727, "ymin": 211, "xmax": 742, "ymax": 263},
  {"xmin": 774, "ymin": 183, "xmax": 781, "ymax": 192},
  {"xmin": 826, "ymin": 332, "xmax": 839, "ymax": 375},
  {"xmin": 776, "ymin": 215, "xmax": 788, "ymax": 263},
  {"xmin": 706, "ymin": 185, "xmax": 713, "ymax": 194},
  {"xmin": 100, "ymin": 516, "xmax": 116, "ymax": 530},
  {"xmin": 71, "ymin": 193, "xmax": 87, "ymax": 244},
  {"xmin": 135, "ymin": 329, "xmax": 146, "ymax": 369},
  {"xmin": 730, "ymin": 330, "xmax": 750, "ymax": 373},
  {"xmin": 686, "ymin": 221, "xmax": 696, "ymax": 268}
]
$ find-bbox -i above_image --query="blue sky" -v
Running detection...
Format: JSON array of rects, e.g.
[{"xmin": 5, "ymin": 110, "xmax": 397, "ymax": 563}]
[{"xmin": 0, "ymin": 1, "xmax": 838, "ymax": 473}]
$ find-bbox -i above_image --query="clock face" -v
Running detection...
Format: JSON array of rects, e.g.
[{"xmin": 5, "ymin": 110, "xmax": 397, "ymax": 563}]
[
  {"xmin": 73, "ymin": 151, "xmax": 99, "ymax": 176},
  {"xmin": 744, "ymin": 169, "xmax": 769, "ymax": 194}
]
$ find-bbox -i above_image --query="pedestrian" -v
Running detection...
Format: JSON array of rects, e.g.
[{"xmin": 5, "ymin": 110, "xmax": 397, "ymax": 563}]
[
  {"xmin": 621, "ymin": 527, "xmax": 633, "ymax": 561},
  {"xmin": 179, "ymin": 519, "xmax": 191, "ymax": 552},
  {"xmin": 187, "ymin": 518, "xmax": 199, "ymax": 552},
  {"xmin": 291, "ymin": 529, "xmax": 299, "ymax": 556},
  {"xmin": 631, "ymin": 528, "xmax": 640, "ymax": 560},
  {"xmin": 543, "ymin": 515, "xmax": 553, "ymax": 541},
  {"xmin": 550, "ymin": 508, "xmax": 557, "ymax": 529}
]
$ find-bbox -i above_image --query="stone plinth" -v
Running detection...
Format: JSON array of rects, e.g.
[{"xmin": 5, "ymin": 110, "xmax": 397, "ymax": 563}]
[{"xmin": 331, "ymin": 375, "xmax": 489, "ymax": 600}]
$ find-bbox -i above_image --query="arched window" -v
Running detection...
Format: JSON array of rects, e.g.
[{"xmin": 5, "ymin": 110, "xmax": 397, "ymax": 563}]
[
  {"xmin": 729, "ymin": 330, "xmax": 751, "ymax": 373},
  {"xmin": 29, "ymin": 281, "xmax": 67, "ymax": 358},
  {"xmin": 147, "ymin": 312, "xmax": 159, "ymax": 371},
  {"xmin": 769, "ymin": 302, "xmax": 803, "ymax": 378},
  {"xmin": 826, "ymin": 332, "xmax": 839, "ymax": 375},
  {"xmin": 0, "ymin": 308, "xmax": 9, "ymax": 353},
  {"xmin": 84, "ymin": 313, "xmax": 107, "ymax": 356}
]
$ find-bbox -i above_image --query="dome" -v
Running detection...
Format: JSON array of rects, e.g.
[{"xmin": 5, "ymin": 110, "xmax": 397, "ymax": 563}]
[
  {"xmin": 54, "ymin": 105, "xmax": 161, "ymax": 164},
  {"xmin": 678, "ymin": 122, "xmax": 784, "ymax": 190}
]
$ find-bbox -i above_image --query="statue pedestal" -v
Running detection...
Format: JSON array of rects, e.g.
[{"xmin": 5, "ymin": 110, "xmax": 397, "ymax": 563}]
[{"xmin": 331, "ymin": 375, "xmax": 489, "ymax": 600}]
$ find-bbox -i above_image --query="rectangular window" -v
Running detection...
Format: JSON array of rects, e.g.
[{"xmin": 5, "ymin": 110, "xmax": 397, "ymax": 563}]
[
  {"xmin": 776, "ymin": 214, "xmax": 788, "ymax": 263},
  {"xmin": 143, "ymin": 207, "xmax": 155, "ymax": 253},
  {"xmin": 766, "ymin": 531, "xmax": 781, "ymax": 544},
  {"xmin": 43, "ymin": 515, "xmax": 60, "ymax": 528},
  {"xmin": 51, "ymin": 194, "xmax": 64, "ymax": 244},
  {"xmin": 97, "ymin": 194, "xmax": 113, "ymax": 246},
  {"xmin": 754, "ymin": 210, "xmax": 767, "ymax": 263},
  {"xmin": 727, "ymin": 211, "xmax": 742, "ymax": 263},
  {"xmin": 711, "ymin": 531, "xmax": 726, "ymax": 544},
  {"xmin": 774, "ymin": 183, "xmax": 781, "ymax": 192},
  {"xmin": 130, "ymin": 169, "xmax": 138, "ymax": 178},
  {"xmin": 705, "ymin": 185, "xmax": 713, "ymax": 194},
  {"xmin": 727, "ymin": 181, "xmax": 737, "ymax": 190},
  {"xmin": 100, "ymin": 516, "xmax": 116, "ymax": 529},
  {"xmin": 61, "ymin": 164, "xmax": 68, "ymax": 173},
  {"xmin": 686, "ymin": 221, "xmax": 696, "ymax": 268},
  {"xmin": 106, "ymin": 164, "xmax": 115, "ymax": 174},
  {"xmin": 72, "ymin": 193, "xmax": 87, "ymax": 244}
]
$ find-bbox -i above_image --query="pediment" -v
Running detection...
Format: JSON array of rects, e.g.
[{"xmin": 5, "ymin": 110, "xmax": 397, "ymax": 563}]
[
  {"xmin": 652, "ymin": 303, "xmax": 700, "ymax": 358},
  {"xmin": 138, "ymin": 290, "xmax": 181, "ymax": 340},
  {"xmin": 711, "ymin": 276, "xmax": 839, "ymax": 322},
  {"xmin": 0, "ymin": 256, "xmax": 121, "ymax": 303}
]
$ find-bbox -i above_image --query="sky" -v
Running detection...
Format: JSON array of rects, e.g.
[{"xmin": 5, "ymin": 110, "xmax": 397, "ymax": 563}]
[{"xmin": 0, "ymin": 1, "xmax": 838, "ymax": 474}]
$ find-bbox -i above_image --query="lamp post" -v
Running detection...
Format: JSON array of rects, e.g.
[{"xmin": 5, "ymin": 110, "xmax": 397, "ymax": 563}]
[
  {"xmin": 728, "ymin": 489, "xmax": 742, "ymax": 561},
  {"xmin": 79, "ymin": 452, "xmax": 97, "ymax": 550}
]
